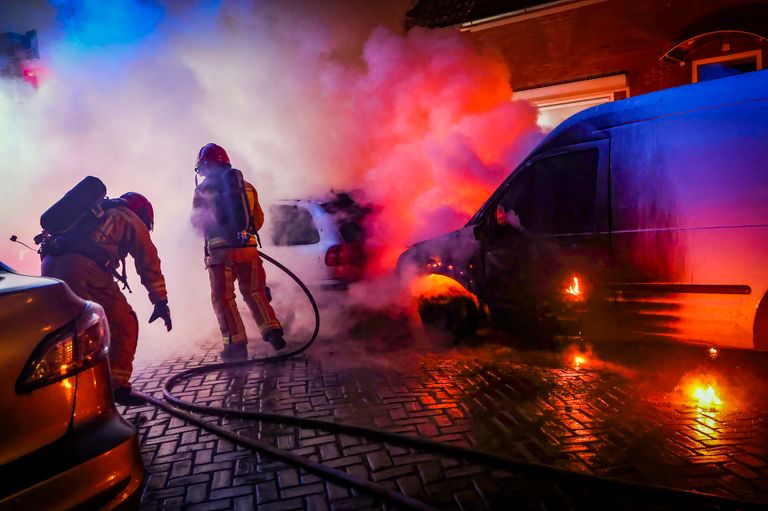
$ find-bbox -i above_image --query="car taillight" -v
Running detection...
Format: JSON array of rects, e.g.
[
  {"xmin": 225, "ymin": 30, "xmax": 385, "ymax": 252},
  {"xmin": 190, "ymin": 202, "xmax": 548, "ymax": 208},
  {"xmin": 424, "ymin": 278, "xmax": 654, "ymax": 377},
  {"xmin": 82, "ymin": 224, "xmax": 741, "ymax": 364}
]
[
  {"xmin": 325, "ymin": 243, "xmax": 365, "ymax": 267},
  {"xmin": 16, "ymin": 302, "xmax": 110, "ymax": 394}
]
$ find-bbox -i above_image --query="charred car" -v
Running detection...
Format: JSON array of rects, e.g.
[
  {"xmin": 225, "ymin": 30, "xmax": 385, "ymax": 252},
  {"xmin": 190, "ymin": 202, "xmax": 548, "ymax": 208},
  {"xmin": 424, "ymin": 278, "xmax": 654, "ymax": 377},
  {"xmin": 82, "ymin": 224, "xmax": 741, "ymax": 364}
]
[{"xmin": 399, "ymin": 70, "xmax": 768, "ymax": 350}]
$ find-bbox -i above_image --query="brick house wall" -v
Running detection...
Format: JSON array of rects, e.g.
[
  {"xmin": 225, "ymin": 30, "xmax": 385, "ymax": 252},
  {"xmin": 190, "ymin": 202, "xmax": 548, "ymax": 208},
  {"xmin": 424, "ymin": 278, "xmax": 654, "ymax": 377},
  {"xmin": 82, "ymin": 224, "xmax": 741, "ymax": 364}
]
[{"xmin": 458, "ymin": 0, "xmax": 768, "ymax": 96}]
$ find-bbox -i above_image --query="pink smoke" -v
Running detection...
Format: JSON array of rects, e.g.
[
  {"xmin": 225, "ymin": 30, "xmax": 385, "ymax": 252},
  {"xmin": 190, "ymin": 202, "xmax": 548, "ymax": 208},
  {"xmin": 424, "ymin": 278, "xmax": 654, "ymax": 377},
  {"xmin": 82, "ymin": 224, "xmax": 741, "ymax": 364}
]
[{"xmin": 316, "ymin": 26, "xmax": 540, "ymax": 274}]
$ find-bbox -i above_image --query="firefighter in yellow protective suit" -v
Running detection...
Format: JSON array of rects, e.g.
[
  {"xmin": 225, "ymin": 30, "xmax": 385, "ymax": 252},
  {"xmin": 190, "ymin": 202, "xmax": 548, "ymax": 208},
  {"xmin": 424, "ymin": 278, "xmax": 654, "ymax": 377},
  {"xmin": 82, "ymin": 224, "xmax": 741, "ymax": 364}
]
[
  {"xmin": 42, "ymin": 192, "xmax": 172, "ymax": 406},
  {"xmin": 191, "ymin": 143, "xmax": 285, "ymax": 361}
]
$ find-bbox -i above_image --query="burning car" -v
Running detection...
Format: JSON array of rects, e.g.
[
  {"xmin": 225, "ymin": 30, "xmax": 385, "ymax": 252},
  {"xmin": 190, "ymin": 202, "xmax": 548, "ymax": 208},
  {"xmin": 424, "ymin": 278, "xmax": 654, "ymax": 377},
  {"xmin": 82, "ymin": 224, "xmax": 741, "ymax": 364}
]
[
  {"xmin": 0, "ymin": 260, "xmax": 144, "ymax": 510},
  {"xmin": 263, "ymin": 192, "xmax": 369, "ymax": 289},
  {"xmin": 399, "ymin": 70, "xmax": 768, "ymax": 350}
]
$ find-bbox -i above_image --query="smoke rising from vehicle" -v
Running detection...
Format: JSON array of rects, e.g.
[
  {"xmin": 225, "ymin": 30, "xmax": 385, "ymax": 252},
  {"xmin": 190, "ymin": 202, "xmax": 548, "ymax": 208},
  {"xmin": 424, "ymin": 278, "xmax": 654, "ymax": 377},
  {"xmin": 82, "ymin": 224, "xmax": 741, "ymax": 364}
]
[{"xmin": 0, "ymin": 0, "xmax": 540, "ymax": 361}]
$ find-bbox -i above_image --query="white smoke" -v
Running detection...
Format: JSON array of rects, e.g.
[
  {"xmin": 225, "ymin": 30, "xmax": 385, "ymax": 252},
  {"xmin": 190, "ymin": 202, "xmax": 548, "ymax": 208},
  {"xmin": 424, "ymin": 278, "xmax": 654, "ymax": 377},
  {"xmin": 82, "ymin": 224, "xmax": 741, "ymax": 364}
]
[{"xmin": 0, "ymin": 0, "xmax": 540, "ymax": 362}]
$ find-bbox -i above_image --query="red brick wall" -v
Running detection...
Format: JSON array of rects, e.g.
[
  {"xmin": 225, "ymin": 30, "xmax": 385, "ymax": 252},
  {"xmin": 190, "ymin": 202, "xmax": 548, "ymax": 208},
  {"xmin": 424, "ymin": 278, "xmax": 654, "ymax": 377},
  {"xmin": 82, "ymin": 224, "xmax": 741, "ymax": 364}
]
[{"xmin": 468, "ymin": 0, "xmax": 768, "ymax": 96}]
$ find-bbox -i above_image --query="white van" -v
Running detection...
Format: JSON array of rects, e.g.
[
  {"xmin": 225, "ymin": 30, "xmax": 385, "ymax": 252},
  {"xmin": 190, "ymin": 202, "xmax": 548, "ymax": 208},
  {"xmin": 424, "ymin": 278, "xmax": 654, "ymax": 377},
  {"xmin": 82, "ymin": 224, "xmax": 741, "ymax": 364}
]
[{"xmin": 398, "ymin": 70, "xmax": 768, "ymax": 350}]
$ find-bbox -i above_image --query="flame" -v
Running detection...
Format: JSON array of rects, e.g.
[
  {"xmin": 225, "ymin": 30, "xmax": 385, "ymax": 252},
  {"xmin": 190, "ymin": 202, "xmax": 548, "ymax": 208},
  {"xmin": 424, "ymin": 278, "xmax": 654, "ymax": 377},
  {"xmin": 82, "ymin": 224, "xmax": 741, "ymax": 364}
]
[
  {"xmin": 676, "ymin": 371, "xmax": 726, "ymax": 410},
  {"xmin": 708, "ymin": 347, "xmax": 719, "ymax": 360},
  {"xmin": 564, "ymin": 276, "xmax": 583, "ymax": 300},
  {"xmin": 563, "ymin": 344, "xmax": 596, "ymax": 371},
  {"xmin": 693, "ymin": 385, "xmax": 722, "ymax": 408}
]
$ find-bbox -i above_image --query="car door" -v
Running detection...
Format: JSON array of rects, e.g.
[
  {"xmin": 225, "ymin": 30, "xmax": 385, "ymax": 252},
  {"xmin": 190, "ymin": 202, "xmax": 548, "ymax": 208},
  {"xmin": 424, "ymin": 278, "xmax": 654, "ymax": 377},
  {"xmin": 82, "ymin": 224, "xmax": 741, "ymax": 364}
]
[{"xmin": 474, "ymin": 140, "xmax": 614, "ymax": 339}]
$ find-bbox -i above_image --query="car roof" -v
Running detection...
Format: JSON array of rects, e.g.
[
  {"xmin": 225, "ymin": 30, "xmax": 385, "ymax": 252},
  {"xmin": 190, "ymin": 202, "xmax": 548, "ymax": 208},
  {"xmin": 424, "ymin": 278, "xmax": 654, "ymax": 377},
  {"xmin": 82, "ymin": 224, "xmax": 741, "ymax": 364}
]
[{"xmin": 535, "ymin": 69, "xmax": 768, "ymax": 152}]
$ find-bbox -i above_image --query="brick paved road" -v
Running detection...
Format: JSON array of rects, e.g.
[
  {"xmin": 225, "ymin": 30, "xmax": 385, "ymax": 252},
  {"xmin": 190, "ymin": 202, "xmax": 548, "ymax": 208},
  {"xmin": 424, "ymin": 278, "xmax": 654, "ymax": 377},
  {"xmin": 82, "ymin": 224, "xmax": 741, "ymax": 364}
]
[{"xmin": 128, "ymin": 332, "xmax": 768, "ymax": 510}]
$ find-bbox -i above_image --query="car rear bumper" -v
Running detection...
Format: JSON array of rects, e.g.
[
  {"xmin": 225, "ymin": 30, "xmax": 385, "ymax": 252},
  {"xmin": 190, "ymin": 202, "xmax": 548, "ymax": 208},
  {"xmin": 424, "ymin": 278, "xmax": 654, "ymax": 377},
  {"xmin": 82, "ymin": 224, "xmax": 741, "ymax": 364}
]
[{"xmin": 0, "ymin": 411, "xmax": 144, "ymax": 511}]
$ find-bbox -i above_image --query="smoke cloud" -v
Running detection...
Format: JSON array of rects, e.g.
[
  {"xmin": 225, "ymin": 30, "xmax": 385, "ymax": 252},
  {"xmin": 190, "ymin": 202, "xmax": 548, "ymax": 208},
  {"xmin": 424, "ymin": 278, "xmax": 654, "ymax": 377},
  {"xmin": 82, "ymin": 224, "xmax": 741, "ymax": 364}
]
[{"xmin": 1, "ymin": 0, "xmax": 540, "ymax": 361}]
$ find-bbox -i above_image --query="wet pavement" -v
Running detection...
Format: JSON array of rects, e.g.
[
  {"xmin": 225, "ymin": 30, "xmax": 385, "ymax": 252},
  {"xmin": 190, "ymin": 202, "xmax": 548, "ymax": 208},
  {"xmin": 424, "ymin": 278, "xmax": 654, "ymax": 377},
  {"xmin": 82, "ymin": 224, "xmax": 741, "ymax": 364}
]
[{"xmin": 128, "ymin": 329, "xmax": 768, "ymax": 510}]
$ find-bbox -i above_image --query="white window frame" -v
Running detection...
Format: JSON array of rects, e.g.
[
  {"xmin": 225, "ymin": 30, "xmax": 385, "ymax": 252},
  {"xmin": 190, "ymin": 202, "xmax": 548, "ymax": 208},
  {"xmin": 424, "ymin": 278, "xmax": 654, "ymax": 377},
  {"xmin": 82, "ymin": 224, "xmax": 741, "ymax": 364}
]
[
  {"xmin": 692, "ymin": 50, "xmax": 762, "ymax": 83},
  {"xmin": 514, "ymin": 74, "xmax": 629, "ymax": 130}
]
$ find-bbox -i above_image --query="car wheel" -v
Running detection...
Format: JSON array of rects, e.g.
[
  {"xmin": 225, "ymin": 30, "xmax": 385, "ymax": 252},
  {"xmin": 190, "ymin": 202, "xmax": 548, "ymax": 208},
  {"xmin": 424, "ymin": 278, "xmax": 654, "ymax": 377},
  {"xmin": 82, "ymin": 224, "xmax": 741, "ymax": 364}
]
[{"xmin": 418, "ymin": 294, "xmax": 482, "ymax": 341}]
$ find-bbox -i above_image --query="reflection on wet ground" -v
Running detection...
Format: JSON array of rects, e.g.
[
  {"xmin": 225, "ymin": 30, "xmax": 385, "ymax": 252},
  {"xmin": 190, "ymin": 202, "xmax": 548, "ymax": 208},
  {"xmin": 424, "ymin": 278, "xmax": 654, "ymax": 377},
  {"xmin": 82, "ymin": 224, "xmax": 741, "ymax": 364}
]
[{"xmin": 133, "ymin": 331, "xmax": 768, "ymax": 510}]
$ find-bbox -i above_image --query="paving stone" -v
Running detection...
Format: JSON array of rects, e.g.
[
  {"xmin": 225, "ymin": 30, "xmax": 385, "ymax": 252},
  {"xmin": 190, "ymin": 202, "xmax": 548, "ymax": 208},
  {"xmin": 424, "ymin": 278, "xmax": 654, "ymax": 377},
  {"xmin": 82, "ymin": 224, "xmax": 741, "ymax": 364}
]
[
  {"xmin": 260, "ymin": 498, "xmax": 306, "ymax": 511},
  {"xmin": 168, "ymin": 474, "xmax": 210, "ymax": 488},
  {"xmin": 211, "ymin": 470, "xmax": 232, "ymax": 490},
  {"xmin": 281, "ymin": 482, "xmax": 326, "ymax": 499},
  {"xmin": 366, "ymin": 450, "xmax": 393, "ymax": 471},
  {"xmin": 233, "ymin": 496, "xmax": 255, "ymax": 511},
  {"xmin": 184, "ymin": 483, "xmax": 208, "ymax": 505},
  {"xmin": 209, "ymin": 485, "xmax": 253, "ymax": 500},
  {"xmin": 186, "ymin": 500, "xmax": 231, "ymax": 511},
  {"xmin": 255, "ymin": 481, "xmax": 280, "ymax": 504},
  {"xmin": 278, "ymin": 468, "xmax": 301, "ymax": 488},
  {"xmin": 134, "ymin": 340, "xmax": 768, "ymax": 510}
]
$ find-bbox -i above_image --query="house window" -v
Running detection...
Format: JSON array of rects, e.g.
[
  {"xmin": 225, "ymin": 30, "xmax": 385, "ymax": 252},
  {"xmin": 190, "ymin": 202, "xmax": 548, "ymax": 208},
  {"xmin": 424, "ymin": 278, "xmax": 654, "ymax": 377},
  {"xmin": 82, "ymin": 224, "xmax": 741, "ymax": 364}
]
[
  {"xmin": 514, "ymin": 74, "xmax": 628, "ymax": 131},
  {"xmin": 536, "ymin": 96, "xmax": 613, "ymax": 131},
  {"xmin": 692, "ymin": 50, "xmax": 762, "ymax": 83}
]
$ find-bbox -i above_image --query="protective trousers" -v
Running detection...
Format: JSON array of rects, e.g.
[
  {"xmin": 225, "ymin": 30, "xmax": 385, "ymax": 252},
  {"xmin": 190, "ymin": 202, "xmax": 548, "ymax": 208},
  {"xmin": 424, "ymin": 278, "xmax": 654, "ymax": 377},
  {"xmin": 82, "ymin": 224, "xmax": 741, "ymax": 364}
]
[
  {"xmin": 207, "ymin": 248, "xmax": 281, "ymax": 345},
  {"xmin": 41, "ymin": 253, "xmax": 139, "ymax": 388}
]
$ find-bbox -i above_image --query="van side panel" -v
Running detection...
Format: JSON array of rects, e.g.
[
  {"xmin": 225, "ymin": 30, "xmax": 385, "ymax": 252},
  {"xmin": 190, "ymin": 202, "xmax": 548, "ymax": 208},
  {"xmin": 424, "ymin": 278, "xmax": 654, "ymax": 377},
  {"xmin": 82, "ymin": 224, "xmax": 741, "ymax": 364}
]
[{"xmin": 610, "ymin": 99, "xmax": 768, "ymax": 349}]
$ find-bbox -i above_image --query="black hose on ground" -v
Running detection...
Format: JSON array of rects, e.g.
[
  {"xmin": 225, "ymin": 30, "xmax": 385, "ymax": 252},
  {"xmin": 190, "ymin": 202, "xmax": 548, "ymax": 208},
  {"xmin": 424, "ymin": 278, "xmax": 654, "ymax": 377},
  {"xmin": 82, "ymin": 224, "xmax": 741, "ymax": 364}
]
[{"xmin": 137, "ymin": 250, "xmax": 765, "ymax": 511}]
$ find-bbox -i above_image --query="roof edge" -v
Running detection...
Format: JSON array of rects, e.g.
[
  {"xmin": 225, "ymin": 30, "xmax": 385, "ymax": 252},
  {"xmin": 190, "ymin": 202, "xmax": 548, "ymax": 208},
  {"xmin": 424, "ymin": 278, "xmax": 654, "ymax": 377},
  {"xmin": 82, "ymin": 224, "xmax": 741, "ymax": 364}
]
[{"xmin": 458, "ymin": 0, "xmax": 610, "ymax": 32}]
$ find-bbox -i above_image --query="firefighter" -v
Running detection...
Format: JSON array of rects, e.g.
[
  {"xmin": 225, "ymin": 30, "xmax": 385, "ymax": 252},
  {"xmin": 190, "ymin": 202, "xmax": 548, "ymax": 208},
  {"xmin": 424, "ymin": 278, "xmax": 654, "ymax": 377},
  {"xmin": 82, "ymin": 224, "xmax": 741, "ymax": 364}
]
[
  {"xmin": 41, "ymin": 191, "xmax": 172, "ymax": 406},
  {"xmin": 191, "ymin": 143, "xmax": 285, "ymax": 361}
]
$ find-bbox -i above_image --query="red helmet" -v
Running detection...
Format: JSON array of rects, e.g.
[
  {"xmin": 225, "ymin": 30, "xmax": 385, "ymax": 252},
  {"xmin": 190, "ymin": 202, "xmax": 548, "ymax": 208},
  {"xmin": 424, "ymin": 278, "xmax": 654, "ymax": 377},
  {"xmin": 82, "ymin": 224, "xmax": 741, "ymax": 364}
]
[
  {"xmin": 120, "ymin": 192, "xmax": 154, "ymax": 231},
  {"xmin": 196, "ymin": 143, "xmax": 231, "ymax": 175}
]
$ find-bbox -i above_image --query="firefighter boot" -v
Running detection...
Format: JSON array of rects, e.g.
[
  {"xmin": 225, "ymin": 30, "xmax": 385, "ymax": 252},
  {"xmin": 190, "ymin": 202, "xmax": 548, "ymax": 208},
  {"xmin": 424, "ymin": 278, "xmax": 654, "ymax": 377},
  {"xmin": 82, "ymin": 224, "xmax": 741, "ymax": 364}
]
[
  {"xmin": 114, "ymin": 386, "xmax": 147, "ymax": 407},
  {"xmin": 220, "ymin": 342, "xmax": 248, "ymax": 362},
  {"xmin": 264, "ymin": 328, "xmax": 286, "ymax": 350}
]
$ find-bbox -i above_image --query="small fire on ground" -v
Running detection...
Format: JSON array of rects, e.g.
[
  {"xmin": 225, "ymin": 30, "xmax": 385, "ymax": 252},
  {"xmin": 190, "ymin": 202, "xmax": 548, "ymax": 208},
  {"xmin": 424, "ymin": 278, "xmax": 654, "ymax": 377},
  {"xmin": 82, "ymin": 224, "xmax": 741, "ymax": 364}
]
[
  {"xmin": 692, "ymin": 385, "xmax": 723, "ymax": 408},
  {"xmin": 563, "ymin": 344, "xmax": 594, "ymax": 370},
  {"xmin": 677, "ymin": 372, "xmax": 725, "ymax": 410}
]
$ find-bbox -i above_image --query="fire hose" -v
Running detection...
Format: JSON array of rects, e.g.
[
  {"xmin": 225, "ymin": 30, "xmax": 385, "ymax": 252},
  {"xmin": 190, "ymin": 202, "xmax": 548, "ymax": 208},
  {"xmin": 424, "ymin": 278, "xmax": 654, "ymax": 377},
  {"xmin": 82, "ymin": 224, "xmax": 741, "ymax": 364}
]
[{"xmin": 136, "ymin": 250, "xmax": 765, "ymax": 511}]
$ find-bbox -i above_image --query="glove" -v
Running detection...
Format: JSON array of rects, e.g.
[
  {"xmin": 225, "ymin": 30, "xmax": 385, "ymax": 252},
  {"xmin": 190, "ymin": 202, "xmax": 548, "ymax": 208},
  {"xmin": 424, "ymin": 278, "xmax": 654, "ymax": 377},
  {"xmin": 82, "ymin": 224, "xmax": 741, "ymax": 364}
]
[{"xmin": 149, "ymin": 300, "xmax": 172, "ymax": 331}]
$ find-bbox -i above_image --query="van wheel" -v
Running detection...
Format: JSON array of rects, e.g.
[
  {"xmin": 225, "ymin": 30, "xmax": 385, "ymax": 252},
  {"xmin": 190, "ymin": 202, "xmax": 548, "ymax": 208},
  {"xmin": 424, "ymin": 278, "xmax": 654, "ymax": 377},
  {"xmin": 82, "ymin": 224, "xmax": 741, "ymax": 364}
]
[{"xmin": 418, "ymin": 294, "xmax": 482, "ymax": 341}]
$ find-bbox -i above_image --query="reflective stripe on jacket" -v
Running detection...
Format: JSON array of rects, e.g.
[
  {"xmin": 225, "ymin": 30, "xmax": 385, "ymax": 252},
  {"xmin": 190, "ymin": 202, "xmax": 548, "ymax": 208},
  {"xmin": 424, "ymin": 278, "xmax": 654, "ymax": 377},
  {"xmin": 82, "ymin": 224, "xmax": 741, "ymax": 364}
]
[{"xmin": 90, "ymin": 206, "xmax": 168, "ymax": 304}]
